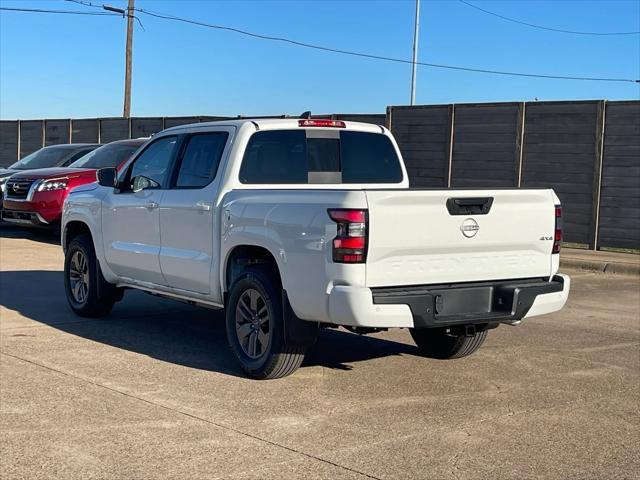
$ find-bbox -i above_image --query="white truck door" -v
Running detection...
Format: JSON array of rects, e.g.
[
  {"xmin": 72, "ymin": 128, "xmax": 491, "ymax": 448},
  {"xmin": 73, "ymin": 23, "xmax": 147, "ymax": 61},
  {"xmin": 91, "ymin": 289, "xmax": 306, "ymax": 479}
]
[
  {"xmin": 158, "ymin": 130, "xmax": 231, "ymax": 295},
  {"xmin": 102, "ymin": 135, "xmax": 178, "ymax": 286}
]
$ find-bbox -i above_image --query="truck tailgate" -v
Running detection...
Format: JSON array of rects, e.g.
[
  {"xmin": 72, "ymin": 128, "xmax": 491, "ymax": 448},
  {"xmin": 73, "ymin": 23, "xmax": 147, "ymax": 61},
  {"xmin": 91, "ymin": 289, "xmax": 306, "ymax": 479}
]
[{"xmin": 364, "ymin": 189, "xmax": 555, "ymax": 287}]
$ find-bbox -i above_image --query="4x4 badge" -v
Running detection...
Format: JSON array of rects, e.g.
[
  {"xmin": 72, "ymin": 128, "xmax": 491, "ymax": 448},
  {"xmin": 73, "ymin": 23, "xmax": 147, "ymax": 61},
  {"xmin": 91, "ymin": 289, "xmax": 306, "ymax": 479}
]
[{"xmin": 460, "ymin": 218, "xmax": 479, "ymax": 238}]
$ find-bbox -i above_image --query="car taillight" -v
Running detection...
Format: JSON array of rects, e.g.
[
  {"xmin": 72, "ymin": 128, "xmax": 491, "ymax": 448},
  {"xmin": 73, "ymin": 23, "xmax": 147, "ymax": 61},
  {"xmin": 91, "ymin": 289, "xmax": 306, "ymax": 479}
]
[
  {"xmin": 553, "ymin": 205, "xmax": 562, "ymax": 254},
  {"xmin": 328, "ymin": 209, "xmax": 368, "ymax": 263},
  {"xmin": 299, "ymin": 119, "xmax": 346, "ymax": 128}
]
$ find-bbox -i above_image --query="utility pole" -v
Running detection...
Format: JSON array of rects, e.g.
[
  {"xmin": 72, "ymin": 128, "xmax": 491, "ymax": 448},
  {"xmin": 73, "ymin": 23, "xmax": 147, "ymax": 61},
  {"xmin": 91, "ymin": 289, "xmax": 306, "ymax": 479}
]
[
  {"xmin": 104, "ymin": 0, "xmax": 135, "ymax": 118},
  {"xmin": 410, "ymin": 0, "xmax": 420, "ymax": 105},
  {"xmin": 123, "ymin": 0, "xmax": 135, "ymax": 118}
]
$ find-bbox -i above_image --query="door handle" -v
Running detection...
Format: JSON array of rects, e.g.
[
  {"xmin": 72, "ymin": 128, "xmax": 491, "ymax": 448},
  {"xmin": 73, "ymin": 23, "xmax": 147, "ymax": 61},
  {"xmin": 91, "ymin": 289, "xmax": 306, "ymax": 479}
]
[
  {"xmin": 446, "ymin": 197, "xmax": 493, "ymax": 215},
  {"xmin": 145, "ymin": 201, "xmax": 159, "ymax": 210},
  {"xmin": 195, "ymin": 201, "xmax": 212, "ymax": 211}
]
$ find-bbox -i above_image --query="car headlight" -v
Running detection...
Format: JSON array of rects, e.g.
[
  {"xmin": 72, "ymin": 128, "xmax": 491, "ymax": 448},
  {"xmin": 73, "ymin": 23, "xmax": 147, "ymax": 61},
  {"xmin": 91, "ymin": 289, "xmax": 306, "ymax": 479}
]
[{"xmin": 37, "ymin": 179, "xmax": 68, "ymax": 192}]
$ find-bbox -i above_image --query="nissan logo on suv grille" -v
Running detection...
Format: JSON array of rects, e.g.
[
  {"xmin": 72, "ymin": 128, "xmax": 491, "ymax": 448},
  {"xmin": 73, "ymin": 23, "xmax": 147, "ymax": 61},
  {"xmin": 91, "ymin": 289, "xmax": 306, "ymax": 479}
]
[{"xmin": 6, "ymin": 180, "xmax": 34, "ymax": 199}]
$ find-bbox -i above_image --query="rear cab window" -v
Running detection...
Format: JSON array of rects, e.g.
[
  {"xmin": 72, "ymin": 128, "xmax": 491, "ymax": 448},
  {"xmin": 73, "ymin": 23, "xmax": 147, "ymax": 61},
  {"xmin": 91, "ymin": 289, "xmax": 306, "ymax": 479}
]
[{"xmin": 239, "ymin": 129, "xmax": 403, "ymax": 184}]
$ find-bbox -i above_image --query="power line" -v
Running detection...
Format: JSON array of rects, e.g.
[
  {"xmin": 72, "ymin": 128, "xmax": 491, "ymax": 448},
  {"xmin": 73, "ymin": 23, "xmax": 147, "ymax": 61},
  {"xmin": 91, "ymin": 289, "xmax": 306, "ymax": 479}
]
[
  {"xmin": 1, "ymin": 4, "xmax": 145, "ymax": 29},
  {"xmin": 459, "ymin": 0, "xmax": 640, "ymax": 36},
  {"xmin": 0, "ymin": 6, "xmax": 118, "ymax": 16},
  {"xmin": 63, "ymin": 1, "xmax": 146, "ymax": 30},
  {"xmin": 134, "ymin": 7, "xmax": 639, "ymax": 84},
  {"xmin": 64, "ymin": 0, "xmax": 103, "ymax": 8},
  {"xmin": 3, "ymin": 4, "xmax": 638, "ymax": 84}
]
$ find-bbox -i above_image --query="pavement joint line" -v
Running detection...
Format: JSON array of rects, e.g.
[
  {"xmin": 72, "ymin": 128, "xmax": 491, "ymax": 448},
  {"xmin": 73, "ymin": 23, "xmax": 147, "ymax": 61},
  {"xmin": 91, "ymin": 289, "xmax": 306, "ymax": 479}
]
[
  {"xmin": 574, "ymin": 341, "xmax": 640, "ymax": 352},
  {"xmin": 0, "ymin": 319, "xmax": 102, "ymax": 331},
  {"xmin": 0, "ymin": 351, "xmax": 383, "ymax": 480},
  {"xmin": 536, "ymin": 349, "xmax": 638, "ymax": 372},
  {"xmin": 0, "ymin": 308, "xmax": 203, "ymax": 332}
]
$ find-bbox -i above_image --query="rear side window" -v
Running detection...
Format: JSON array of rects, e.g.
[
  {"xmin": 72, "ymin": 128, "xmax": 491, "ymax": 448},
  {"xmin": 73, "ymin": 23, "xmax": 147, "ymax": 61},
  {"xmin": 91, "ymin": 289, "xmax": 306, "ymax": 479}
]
[
  {"xmin": 175, "ymin": 133, "xmax": 228, "ymax": 188},
  {"xmin": 239, "ymin": 130, "xmax": 403, "ymax": 184}
]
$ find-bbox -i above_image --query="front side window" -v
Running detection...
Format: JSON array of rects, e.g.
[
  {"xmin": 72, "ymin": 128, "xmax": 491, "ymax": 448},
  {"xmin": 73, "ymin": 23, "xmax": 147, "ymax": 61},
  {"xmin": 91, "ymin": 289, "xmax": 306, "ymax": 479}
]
[
  {"xmin": 175, "ymin": 133, "xmax": 228, "ymax": 188},
  {"xmin": 239, "ymin": 130, "xmax": 403, "ymax": 184},
  {"xmin": 128, "ymin": 136, "xmax": 177, "ymax": 189}
]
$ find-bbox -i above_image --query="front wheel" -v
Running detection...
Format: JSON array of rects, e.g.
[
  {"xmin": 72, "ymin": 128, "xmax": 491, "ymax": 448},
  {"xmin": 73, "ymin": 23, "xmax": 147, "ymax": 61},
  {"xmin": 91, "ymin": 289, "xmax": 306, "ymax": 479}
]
[
  {"xmin": 410, "ymin": 327, "xmax": 488, "ymax": 359},
  {"xmin": 64, "ymin": 234, "xmax": 116, "ymax": 317},
  {"xmin": 225, "ymin": 267, "xmax": 307, "ymax": 379}
]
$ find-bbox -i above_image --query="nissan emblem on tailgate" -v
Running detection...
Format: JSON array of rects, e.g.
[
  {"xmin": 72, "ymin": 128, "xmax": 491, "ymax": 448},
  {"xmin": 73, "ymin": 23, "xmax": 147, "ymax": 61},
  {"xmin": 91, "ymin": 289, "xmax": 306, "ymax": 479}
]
[{"xmin": 460, "ymin": 218, "xmax": 479, "ymax": 238}]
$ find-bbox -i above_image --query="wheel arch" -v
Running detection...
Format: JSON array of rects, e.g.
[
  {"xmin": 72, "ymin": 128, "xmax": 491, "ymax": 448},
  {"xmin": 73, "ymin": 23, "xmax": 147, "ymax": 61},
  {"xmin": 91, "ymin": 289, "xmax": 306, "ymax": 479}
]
[
  {"xmin": 63, "ymin": 220, "xmax": 93, "ymax": 253},
  {"xmin": 223, "ymin": 244, "xmax": 283, "ymax": 295}
]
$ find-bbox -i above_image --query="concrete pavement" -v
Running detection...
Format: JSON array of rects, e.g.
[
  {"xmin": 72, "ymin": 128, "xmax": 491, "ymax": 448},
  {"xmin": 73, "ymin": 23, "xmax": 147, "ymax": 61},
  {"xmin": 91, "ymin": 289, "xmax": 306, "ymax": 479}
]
[
  {"xmin": 561, "ymin": 247, "xmax": 640, "ymax": 276},
  {"xmin": 1, "ymin": 229, "xmax": 639, "ymax": 479}
]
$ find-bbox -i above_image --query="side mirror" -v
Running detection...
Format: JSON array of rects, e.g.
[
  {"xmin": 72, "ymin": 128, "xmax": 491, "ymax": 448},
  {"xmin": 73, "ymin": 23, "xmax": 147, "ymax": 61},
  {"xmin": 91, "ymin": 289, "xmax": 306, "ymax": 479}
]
[
  {"xmin": 132, "ymin": 175, "xmax": 159, "ymax": 193},
  {"xmin": 97, "ymin": 167, "xmax": 118, "ymax": 188}
]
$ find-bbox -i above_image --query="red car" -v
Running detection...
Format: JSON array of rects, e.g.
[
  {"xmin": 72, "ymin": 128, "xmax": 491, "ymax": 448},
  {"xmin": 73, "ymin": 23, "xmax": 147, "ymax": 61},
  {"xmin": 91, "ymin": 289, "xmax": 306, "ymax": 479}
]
[{"xmin": 2, "ymin": 139, "xmax": 147, "ymax": 228}]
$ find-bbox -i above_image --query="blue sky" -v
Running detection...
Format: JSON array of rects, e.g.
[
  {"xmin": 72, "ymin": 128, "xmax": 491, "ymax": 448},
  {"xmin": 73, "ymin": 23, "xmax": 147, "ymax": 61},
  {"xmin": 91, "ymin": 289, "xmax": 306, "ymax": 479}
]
[{"xmin": 1, "ymin": 0, "xmax": 639, "ymax": 119}]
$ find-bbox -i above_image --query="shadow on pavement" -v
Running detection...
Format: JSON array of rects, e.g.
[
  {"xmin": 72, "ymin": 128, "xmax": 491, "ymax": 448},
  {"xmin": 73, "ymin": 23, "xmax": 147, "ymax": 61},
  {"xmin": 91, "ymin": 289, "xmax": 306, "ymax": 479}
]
[
  {"xmin": 0, "ymin": 224, "xmax": 60, "ymax": 245},
  {"xmin": 0, "ymin": 270, "xmax": 418, "ymax": 378}
]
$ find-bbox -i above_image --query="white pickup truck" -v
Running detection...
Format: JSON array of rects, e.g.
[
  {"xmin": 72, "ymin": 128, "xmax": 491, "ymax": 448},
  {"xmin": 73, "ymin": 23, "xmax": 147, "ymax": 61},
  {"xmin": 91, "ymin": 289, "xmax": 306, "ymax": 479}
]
[{"xmin": 61, "ymin": 118, "xmax": 570, "ymax": 379}]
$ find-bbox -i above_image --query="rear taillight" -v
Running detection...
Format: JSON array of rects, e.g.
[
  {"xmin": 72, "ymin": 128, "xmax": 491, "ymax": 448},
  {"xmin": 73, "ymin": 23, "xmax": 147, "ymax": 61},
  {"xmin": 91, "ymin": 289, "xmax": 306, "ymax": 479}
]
[
  {"xmin": 299, "ymin": 119, "xmax": 346, "ymax": 128},
  {"xmin": 328, "ymin": 209, "xmax": 368, "ymax": 263},
  {"xmin": 553, "ymin": 205, "xmax": 562, "ymax": 254}
]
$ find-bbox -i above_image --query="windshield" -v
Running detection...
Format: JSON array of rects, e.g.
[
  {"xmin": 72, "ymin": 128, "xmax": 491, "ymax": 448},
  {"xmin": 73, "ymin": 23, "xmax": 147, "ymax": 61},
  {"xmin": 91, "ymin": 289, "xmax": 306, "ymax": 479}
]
[
  {"xmin": 69, "ymin": 144, "xmax": 140, "ymax": 169},
  {"xmin": 10, "ymin": 148, "xmax": 75, "ymax": 170}
]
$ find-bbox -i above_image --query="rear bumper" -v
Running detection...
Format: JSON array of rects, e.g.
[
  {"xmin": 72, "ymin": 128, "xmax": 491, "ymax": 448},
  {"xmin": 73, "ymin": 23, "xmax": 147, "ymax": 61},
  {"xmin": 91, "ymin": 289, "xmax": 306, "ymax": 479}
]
[{"xmin": 327, "ymin": 274, "xmax": 570, "ymax": 329}]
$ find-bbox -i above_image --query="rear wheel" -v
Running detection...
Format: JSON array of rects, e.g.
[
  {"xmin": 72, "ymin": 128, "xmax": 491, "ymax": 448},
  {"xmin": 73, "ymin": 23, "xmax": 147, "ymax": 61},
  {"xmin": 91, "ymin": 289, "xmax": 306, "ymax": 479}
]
[
  {"xmin": 64, "ymin": 234, "xmax": 117, "ymax": 317},
  {"xmin": 410, "ymin": 327, "xmax": 488, "ymax": 359},
  {"xmin": 226, "ymin": 267, "xmax": 307, "ymax": 379}
]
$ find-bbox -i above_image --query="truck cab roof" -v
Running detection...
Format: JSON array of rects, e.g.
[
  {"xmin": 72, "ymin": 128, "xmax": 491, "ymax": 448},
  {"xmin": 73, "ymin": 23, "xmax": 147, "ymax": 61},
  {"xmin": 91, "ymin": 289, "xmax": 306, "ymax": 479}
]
[{"xmin": 162, "ymin": 118, "xmax": 386, "ymax": 134}]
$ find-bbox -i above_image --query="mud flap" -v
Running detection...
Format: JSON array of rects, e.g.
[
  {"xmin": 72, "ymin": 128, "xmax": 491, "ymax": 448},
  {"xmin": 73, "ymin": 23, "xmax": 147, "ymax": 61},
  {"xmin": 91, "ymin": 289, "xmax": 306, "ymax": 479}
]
[{"xmin": 282, "ymin": 290, "xmax": 320, "ymax": 346}]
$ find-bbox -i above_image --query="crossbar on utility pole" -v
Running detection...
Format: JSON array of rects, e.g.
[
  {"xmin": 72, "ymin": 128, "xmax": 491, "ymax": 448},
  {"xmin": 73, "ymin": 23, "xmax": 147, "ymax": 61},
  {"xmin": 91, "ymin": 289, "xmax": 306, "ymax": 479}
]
[{"xmin": 410, "ymin": 0, "xmax": 420, "ymax": 105}]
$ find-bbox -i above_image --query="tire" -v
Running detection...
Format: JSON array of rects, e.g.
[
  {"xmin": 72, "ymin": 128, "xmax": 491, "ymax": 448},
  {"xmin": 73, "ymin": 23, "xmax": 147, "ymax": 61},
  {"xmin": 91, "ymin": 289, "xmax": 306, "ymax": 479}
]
[
  {"xmin": 225, "ymin": 267, "xmax": 306, "ymax": 379},
  {"xmin": 410, "ymin": 327, "xmax": 488, "ymax": 359},
  {"xmin": 64, "ymin": 234, "xmax": 116, "ymax": 317}
]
